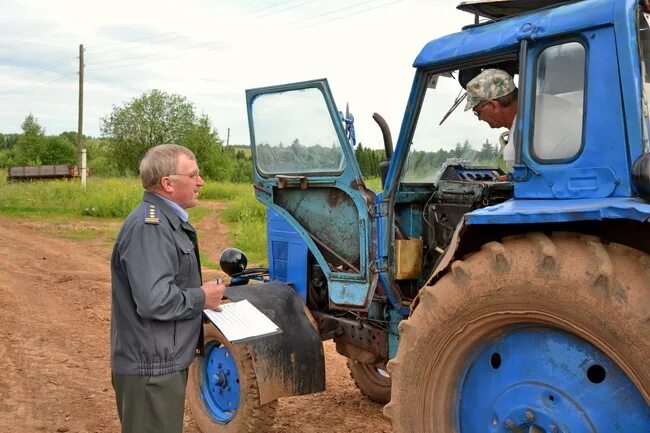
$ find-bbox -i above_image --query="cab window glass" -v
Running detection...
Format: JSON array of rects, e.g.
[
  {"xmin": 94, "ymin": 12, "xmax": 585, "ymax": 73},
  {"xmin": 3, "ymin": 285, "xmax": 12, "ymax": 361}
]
[
  {"xmin": 251, "ymin": 87, "xmax": 345, "ymax": 176},
  {"xmin": 404, "ymin": 72, "xmax": 505, "ymax": 183},
  {"xmin": 532, "ymin": 42, "xmax": 586, "ymax": 161}
]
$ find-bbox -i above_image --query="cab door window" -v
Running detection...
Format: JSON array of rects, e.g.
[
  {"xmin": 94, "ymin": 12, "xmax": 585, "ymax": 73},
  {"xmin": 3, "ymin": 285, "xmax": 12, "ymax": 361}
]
[
  {"xmin": 251, "ymin": 87, "xmax": 346, "ymax": 176},
  {"xmin": 532, "ymin": 41, "xmax": 586, "ymax": 162}
]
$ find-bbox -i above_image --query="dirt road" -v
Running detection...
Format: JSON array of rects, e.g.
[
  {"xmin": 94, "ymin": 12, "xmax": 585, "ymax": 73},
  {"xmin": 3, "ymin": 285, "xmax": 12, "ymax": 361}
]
[{"xmin": 0, "ymin": 206, "xmax": 390, "ymax": 433}]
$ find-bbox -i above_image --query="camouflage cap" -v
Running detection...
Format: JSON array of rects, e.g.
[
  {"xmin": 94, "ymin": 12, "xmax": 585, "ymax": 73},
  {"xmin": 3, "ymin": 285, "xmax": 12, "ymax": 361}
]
[{"xmin": 464, "ymin": 69, "xmax": 516, "ymax": 111}]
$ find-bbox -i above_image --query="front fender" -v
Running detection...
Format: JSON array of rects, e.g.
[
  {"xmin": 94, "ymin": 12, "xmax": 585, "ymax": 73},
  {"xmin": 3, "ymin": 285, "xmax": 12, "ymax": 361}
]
[{"xmin": 222, "ymin": 281, "xmax": 325, "ymax": 405}]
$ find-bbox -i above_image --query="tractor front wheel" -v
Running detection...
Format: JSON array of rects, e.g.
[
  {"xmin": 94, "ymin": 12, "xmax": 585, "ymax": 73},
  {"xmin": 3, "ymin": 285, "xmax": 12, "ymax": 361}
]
[
  {"xmin": 187, "ymin": 325, "xmax": 277, "ymax": 433},
  {"xmin": 385, "ymin": 232, "xmax": 650, "ymax": 432}
]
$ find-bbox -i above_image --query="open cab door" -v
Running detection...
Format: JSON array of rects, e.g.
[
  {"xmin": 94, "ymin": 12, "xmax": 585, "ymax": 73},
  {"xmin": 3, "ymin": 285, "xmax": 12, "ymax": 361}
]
[{"xmin": 245, "ymin": 79, "xmax": 377, "ymax": 309}]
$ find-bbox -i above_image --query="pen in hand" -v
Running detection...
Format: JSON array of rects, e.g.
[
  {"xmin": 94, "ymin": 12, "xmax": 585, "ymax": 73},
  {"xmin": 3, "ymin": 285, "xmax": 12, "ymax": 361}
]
[{"xmin": 203, "ymin": 277, "xmax": 225, "ymax": 311}]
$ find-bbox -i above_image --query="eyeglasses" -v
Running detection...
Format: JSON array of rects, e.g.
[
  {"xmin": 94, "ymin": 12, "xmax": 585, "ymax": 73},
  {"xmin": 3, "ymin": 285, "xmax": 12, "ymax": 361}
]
[
  {"xmin": 169, "ymin": 172, "xmax": 201, "ymax": 180},
  {"xmin": 473, "ymin": 102, "xmax": 488, "ymax": 117}
]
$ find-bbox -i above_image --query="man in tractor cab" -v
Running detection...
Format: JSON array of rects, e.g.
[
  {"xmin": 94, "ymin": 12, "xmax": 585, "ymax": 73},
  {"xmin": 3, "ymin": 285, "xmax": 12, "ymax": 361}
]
[
  {"xmin": 465, "ymin": 65, "xmax": 584, "ymax": 171},
  {"xmin": 464, "ymin": 68, "xmax": 519, "ymax": 172}
]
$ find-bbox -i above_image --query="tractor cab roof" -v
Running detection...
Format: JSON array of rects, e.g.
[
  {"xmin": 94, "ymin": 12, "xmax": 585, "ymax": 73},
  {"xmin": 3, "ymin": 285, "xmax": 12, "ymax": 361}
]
[
  {"xmin": 414, "ymin": 0, "xmax": 615, "ymax": 68},
  {"xmin": 457, "ymin": 0, "xmax": 580, "ymax": 20}
]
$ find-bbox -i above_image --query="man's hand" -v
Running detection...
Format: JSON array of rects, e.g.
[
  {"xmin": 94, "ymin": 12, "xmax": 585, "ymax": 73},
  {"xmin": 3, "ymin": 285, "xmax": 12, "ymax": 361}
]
[{"xmin": 202, "ymin": 279, "xmax": 225, "ymax": 311}]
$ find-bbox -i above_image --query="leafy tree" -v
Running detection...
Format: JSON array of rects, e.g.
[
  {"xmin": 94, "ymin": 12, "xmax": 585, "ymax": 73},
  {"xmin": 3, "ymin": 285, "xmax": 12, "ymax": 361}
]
[
  {"xmin": 100, "ymin": 89, "xmax": 197, "ymax": 174},
  {"xmin": 0, "ymin": 133, "xmax": 19, "ymax": 149},
  {"xmin": 11, "ymin": 113, "xmax": 47, "ymax": 165},
  {"xmin": 85, "ymin": 138, "xmax": 120, "ymax": 176},
  {"xmin": 183, "ymin": 115, "xmax": 231, "ymax": 180},
  {"xmin": 40, "ymin": 136, "xmax": 76, "ymax": 165}
]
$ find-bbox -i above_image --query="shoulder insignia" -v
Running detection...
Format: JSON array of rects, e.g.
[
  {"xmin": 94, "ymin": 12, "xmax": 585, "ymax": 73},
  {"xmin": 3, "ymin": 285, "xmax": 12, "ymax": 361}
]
[{"xmin": 144, "ymin": 204, "xmax": 160, "ymax": 224}]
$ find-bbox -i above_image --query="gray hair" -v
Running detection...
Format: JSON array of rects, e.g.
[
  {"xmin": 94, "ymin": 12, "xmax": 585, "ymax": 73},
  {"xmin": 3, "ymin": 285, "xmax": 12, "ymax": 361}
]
[{"xmin": 139, "ymin": 144, "xmax": 196, "ymax": 190}]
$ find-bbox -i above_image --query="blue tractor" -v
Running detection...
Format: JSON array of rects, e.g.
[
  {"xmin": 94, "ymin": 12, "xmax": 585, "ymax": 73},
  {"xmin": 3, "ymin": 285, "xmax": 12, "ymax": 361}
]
[{"xmin": 187, "ymin": 0, "xmax": 650, "ymax": 431}]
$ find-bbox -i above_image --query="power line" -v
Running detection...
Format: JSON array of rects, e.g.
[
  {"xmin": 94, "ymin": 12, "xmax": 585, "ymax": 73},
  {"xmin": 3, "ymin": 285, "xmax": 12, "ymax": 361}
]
[
  {"xmin": 241, "ymin": 0, "xmax": 304, "ymax": 16},
  {"xmin": 287, "ymin": 0, "xmax": 384, "ymax": 25},
  {"xmin": 90, "ymin": 31, "xmax": 179, "ymax": 52},
  {"xmin": 86, "ymin": 40, "xmax": 229, "ymax": 73},
  {"xmin": 298, "ymin": 0, "xmax": 404, "ymax": 29},
  {"xmin": 256, "ymin": 0, "xmax": 320, "ymax": 18},
  {"xmin": 0, "ymin": 54, "xmax": 73, "ymax": 89},
  {"xmin": 0, "ymin": 74, "xmax": 71, "ymax": 102}
]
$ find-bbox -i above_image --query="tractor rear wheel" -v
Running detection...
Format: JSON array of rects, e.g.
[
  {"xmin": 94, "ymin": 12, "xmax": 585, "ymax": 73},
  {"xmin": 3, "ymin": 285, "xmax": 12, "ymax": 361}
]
[
  {"xmin": 385, "ymin": 232, "xmax": 650, "ymax": 433},
  {"xmin": 346, "ymin": 358, "xmax": 391, "ymax": 404},
  {"xmin": 187, "ymin": 324, "xmax": 277, "ymax": 433}
]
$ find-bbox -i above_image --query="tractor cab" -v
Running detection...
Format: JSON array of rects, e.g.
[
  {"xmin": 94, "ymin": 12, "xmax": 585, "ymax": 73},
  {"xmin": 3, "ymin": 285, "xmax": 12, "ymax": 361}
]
[{"xmin": 244, "ymin": 0, "xmax": 650, "ymax": 319}]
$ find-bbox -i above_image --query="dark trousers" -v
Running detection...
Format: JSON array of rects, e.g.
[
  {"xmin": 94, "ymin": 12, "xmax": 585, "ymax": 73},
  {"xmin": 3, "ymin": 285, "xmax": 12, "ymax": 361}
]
[{"xmin": 112, "ymin": 369, "xmax": 188, "ymax": 433}]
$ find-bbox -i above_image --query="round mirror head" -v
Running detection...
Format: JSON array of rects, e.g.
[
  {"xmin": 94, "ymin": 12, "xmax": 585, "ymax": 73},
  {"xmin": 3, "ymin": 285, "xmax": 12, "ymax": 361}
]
[{"xmin": 219, "ymin": 248, "xmax": 248, "ymax": 276}]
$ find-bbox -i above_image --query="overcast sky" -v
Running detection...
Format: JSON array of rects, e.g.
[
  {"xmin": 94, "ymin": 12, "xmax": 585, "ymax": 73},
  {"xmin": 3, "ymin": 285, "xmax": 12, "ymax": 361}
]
[{"xmin": 0, "ymin": 0, "xmax": 479, "ymax": 149}]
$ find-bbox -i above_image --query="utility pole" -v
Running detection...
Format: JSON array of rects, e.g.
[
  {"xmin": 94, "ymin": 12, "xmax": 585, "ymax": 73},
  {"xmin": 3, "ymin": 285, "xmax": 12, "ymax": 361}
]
[
  {"xmin": 77, "ymin": 44, "xmax": 84, "ymax": 170},
  {"xmin": 226, "ymin": 127, "xmax": 230, "ymax": 146}
]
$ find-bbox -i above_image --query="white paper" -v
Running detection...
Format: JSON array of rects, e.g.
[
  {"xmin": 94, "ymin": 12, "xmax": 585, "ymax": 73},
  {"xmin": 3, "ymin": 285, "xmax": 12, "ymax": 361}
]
[{"xmin": 203, "ymin": 300, "xmax": 282, "ymax": 343}]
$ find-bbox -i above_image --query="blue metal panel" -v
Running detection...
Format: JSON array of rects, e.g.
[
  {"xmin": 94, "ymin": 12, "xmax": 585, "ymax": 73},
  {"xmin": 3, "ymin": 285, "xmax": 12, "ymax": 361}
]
[
  {"xmin": 516, "ymin": 26, "xmax": 633, "ymax": 199},
  {"xmin": 414, "ymin": 0, "xmax": 614, "ymax": 68},
  {"xmin": 387, "ymin": 309, "xmax": 402, "ymax": 360},
  {"xmin": 375, "ymin": 192, "xmax": 410, "ymax": 315},
  {"xmin": 614, "ymin": 0, "xmax": 647, "ymax": 162},
  {"xmin": 266, "ymin": 208, "xmax": 309, "ymax": 301},
  {"xmin": 466, "ymin": 197, "xmax": 650, "ymax": 225}
]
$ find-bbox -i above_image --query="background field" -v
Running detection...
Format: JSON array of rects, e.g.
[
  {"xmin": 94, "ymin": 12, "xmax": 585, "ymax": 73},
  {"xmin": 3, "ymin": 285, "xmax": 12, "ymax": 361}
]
[{"xmin": 0, "ymin": 171, "xmax": 382, "ymax": 267}]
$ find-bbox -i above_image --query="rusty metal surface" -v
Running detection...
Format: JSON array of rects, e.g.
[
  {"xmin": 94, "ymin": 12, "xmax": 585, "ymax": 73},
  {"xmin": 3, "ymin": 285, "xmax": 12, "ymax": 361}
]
[
  {"xmin": 275, "ymin": 187, "xmax": 361, "ymax": 266},
  {"xmin": 313, "ymin": 311, "xmax": 388, "ymax": 363}
]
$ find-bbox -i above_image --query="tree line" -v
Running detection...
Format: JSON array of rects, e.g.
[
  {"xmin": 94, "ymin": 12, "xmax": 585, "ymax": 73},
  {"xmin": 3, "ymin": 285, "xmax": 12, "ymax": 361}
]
[
  {"xmin": 355, "ymin": 139, "xmax": 500, "ymax": 179},
  {"xmin": 0, "ymin": 88, "xmax": 500, "ymax": 183},
  {"xmin": 0, "ymin": 90, "xmax": 254, "ymax": 183}
]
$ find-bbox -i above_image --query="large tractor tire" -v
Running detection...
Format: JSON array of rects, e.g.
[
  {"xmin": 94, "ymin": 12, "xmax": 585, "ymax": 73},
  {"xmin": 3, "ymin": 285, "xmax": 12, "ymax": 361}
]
[
  {"xmin": 187, "ymin": 324, "xmax": 277, "ymax": 433},
  {"xmin": 346, "ymin": 358, "xmax": 391, "ymax": 404},
  {"xmin": 384, "ymin": 232, "xmax": 650, "ymax": 432}
]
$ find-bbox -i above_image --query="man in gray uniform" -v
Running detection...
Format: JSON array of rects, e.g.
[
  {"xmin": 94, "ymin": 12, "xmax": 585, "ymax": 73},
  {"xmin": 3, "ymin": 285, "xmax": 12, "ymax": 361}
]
[{"xmin": 110, "ymin": 143, "xmax": 225, "ymax": 433}]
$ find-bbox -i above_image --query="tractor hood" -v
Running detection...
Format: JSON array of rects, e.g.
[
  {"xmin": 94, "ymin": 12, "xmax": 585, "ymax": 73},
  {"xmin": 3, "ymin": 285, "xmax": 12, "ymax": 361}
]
[{"xmin": 457, "ymin": 0, "xmax": 578, "ymax": 20}]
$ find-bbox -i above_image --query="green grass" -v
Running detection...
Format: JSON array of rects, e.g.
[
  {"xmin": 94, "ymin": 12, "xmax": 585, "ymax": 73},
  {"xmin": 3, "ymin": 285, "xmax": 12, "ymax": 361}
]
[
  {"xmin": 0, "ymin": 174, "xmax": 267, "ymax": 267},
  {"xmin": 0, "ymin": 172, "xmax": 382, "ymax": 269},
  {"xmin": 0, "ymin": 176, "xmax": 142, "ymax": 218},
  {"xmin": 366, "ymin": 177, "xmax": 382, "ymax": 192},
  {"xmin": 218, "ymin": 188, "xmax": 267, "ymax": 265}
]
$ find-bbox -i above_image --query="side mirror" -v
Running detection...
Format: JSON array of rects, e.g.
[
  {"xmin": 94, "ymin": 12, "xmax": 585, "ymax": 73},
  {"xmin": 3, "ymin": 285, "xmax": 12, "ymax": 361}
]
[{"xmin": 219, "ymin": 248, "xmax": 248, "ymax": 276}]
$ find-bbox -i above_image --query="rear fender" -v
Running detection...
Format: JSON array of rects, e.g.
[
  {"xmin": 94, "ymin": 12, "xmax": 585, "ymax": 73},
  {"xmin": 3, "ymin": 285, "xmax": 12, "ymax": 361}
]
[
  {"xmin": 222, "ymin": 281, "xmax": 325, "ymax": 405},
  {"xmin": 419, "ymin": 216, "xmax": 650, "ymax": 313}
]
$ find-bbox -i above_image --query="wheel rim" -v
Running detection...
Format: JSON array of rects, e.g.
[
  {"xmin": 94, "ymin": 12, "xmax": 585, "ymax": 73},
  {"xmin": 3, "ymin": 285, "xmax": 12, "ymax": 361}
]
[
  {"xmin": 200, "ymin": 341, "xmax": 240, "ymax": 423},
  {"xmin": 458, "ymin": 326, "xmax": 650, "ymax": 432}
]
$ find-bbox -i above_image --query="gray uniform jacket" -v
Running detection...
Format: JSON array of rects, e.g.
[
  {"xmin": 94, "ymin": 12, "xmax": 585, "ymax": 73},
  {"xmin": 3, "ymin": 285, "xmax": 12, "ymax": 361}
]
[{"xmin": 110, "ymin": 191, "xmax": 206, "ymax": 376}]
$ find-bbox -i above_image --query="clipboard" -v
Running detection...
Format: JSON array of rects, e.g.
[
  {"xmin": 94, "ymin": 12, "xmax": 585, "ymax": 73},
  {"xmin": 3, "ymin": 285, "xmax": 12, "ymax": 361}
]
[{"xmin": 203, "ymin": 299, "xmax": 282, "ymax": 343}]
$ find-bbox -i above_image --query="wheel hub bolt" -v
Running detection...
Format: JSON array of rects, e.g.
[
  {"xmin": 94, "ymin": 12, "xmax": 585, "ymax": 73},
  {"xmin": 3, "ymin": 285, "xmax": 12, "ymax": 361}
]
[
  {"xmin": 504, "ymin": 419, "xmax": 516, "ymax": 430},
  {"xmin": 525, "ymin": 410, "xmax": 536, "ymax": 422}
]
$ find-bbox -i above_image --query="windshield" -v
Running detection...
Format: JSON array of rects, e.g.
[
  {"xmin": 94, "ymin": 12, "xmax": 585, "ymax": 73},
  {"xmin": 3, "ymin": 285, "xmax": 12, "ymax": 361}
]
[{"xmin": 403, "ymin": 72, "xmax": 508, "ymax": 183}]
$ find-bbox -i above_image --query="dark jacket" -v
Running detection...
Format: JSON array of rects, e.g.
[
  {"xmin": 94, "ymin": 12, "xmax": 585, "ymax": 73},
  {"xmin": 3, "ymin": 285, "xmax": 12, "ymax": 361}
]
[{"xmin": 110, "ymin": 191, "xmax": 205, "ymax": 375}]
